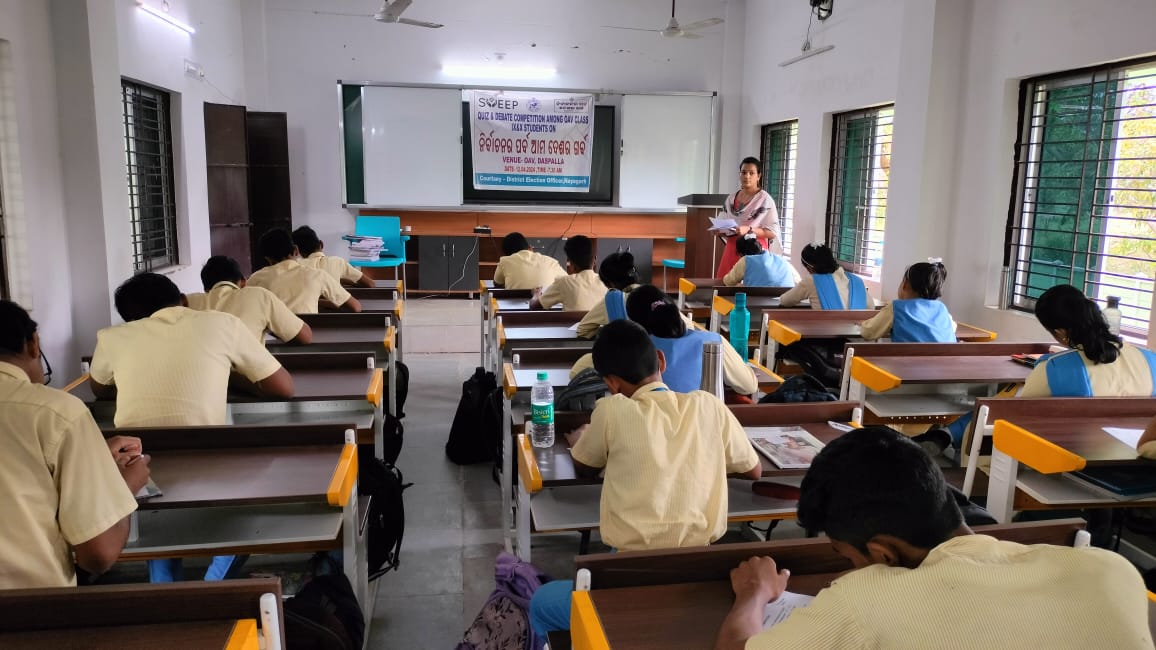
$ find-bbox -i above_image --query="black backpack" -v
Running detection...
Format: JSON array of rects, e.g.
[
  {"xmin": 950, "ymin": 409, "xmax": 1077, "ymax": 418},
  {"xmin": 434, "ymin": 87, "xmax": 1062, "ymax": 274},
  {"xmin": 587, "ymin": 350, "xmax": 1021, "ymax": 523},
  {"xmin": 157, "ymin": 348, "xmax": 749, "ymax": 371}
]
[
  {"xmin": 554, "ymin": 368, "xmax": 608, "ymax": 411},
  {"xmin": 284, "ymin": 571, "xmax": 365, "ymax": 650},
  {"xmin": 446, "ymin": 367, "xmax": 503, "ymax": 465},
  {"xmin": 759, "ymin": 374, "xmax": 838, "ymax": 403},
  {"xmin": 388, "ymin": 360, "xmax": 409, "ymax": 419},
  {"xmin": 358, "ymin": 456, "xmax": 412, "ymax": 579},
  {"xmin": 778, "ymin": 341, "xmax": 843, "ymax": 388}
]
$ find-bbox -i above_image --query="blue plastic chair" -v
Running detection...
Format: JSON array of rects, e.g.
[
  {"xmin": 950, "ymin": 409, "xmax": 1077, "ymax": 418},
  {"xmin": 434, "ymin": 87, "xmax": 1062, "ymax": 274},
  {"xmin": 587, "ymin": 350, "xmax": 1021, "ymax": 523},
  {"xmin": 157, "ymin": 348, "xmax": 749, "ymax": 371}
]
[
  {"xmin": 662, "ymin": 237, "xmax": 687, "ymax": 292},
  {"xmin": 350, "ymin": 216, "xmax": 409, "ymax": 291}
]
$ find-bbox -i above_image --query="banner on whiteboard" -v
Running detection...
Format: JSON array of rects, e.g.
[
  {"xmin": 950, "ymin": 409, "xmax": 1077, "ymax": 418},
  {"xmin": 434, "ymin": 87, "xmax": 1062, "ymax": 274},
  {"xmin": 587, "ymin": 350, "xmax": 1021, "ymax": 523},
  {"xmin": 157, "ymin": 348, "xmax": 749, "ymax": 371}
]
[{"xmin": 470, "ymin": 90, "xmax": 594, "ymax": 192}]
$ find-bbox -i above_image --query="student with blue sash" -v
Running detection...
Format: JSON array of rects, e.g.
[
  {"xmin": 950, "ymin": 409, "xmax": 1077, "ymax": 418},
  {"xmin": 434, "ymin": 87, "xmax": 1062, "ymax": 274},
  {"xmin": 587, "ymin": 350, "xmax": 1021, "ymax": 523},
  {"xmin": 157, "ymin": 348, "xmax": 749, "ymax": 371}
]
[
  {"xmin": 625, "ymin": 285, "xmax": 758, "ymax": 395},
  {"xmin": 1022, "ymin": 284, "xmax": 1156, "ymax": 398},
  {"xmin": 861, "ymin": 260, "xmax": 956, "ymax": 342},
  {"xmin": 779, "ymin": 243, "xmax": 872, "ymax": 310},
  {"xmin": 575, "ymin": 251, "xmax": 640, "ymax": 339},
  {"xmin": 722, "ymin": 234, "xmax": 799, "ymax": 288}
]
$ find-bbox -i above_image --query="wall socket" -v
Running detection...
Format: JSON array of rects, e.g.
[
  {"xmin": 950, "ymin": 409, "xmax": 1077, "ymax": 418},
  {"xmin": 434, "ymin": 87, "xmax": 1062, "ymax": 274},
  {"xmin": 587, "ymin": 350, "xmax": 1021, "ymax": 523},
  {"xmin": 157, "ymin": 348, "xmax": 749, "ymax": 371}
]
[{"xmin": 183, "ymin": 58, "xmax": 204, "ymax": 79}]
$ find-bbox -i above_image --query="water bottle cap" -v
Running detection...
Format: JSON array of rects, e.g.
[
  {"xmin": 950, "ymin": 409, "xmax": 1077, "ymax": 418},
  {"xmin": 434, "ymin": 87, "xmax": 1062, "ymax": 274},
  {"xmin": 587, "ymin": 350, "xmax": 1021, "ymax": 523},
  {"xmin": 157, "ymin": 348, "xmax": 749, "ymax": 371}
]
[
  {"xmin": 1107, "ymin": 296, "xmax": 1121, "ymax": 307},
  {"xmin": 536, "ymin": 371, "xmax": 548, "ymax": 381},
  {"xmin": 735, "ymin": 292, "xmax": 747, "ymax": 305}
]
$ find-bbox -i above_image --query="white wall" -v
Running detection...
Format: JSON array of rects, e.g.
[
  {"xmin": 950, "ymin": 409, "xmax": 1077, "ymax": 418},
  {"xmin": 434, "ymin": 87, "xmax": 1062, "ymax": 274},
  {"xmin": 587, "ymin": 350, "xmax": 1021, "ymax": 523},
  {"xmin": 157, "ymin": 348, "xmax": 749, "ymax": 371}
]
[{"xmin": 260, "ymin": 0, "xmax": 732, "ymax": 245}]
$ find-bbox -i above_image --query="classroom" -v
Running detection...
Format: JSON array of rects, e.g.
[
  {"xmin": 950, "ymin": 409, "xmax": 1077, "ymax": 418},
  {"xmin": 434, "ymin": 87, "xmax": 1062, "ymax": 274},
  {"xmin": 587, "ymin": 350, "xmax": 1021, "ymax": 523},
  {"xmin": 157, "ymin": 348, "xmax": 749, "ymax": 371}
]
[{"xmin": 1, "ymin": 0, "xmax": 1155, "ymax": 648}]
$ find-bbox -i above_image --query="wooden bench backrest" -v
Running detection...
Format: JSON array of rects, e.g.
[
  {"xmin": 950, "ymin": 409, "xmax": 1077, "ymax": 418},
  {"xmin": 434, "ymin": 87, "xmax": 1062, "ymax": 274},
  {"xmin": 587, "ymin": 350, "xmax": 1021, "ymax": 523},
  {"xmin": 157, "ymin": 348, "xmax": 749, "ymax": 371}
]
[
  {"xmin": 847, "ymin": 342, "xmax": 1054, "ymax": 358},
  {"xmin": 98, "ymin": 423, "xmax": 351, "ymax": 451},
  {"xmin": 498, "ymin": 310, "xmax": 588, "ymax": 326},
  {"xmin": 298, "ymin": 312, "xmax": 392, "ymax": 327},
  {"xmin": 272, "ymin": 351, "xmax": 375, "ymax": 370},
  {"xmin": 975, "ymin": 397, "xmax": 1156, "ymax": 420}
]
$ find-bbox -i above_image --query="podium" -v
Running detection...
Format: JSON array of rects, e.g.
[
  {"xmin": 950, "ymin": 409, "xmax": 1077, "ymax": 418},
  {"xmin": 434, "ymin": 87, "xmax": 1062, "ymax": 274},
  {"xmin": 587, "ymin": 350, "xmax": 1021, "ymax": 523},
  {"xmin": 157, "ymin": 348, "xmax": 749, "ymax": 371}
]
[{"xmin": 678, "ymin": 193, "xmax": 729, "ymax": 279}]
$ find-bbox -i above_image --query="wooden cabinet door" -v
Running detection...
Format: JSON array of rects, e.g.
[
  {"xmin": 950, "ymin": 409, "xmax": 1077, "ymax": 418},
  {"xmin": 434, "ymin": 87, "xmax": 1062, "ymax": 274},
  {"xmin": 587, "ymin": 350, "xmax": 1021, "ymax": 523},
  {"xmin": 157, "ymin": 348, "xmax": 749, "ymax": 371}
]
[{"xmin": 204, "ymin": 103, "xmax": 251, "ymax": 271}]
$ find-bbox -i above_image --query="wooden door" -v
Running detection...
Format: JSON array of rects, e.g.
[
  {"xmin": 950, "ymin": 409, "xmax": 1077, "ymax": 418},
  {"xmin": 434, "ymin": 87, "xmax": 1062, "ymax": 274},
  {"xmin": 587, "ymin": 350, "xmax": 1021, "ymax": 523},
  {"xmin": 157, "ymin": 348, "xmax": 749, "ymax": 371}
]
[
  {"xmin": 204, "ymin": 103, "xmax": 252, "ymax": 272},
  {"xmin": 247, "ymin": 111, "xmax": 292, "ymax": 270}
]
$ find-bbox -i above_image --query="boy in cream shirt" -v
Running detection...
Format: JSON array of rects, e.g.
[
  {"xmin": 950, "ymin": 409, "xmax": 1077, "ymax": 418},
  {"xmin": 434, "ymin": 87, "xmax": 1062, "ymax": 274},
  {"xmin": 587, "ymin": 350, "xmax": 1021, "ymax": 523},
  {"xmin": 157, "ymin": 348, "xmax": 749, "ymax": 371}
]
[
  {"xmin": 529, "ymin": 320, "xmax": 762, "ymax": 637},
  {"xmin": 293, "ymin": 225, "xmax": 374, "ymax": 287},
  {"xmin": 530, "ymin": 235, "xmax": 606, "ymax": 312},
  {"xmin": 187, "ymin": 256, "xmax": 312, "ymax": 345},
  {"xmin": 492, "ymin": 232, "xmax": 567, "ymax": 290},
  {"xmin": 247, "ymin": 229, "xmax": 363, "ymax": 314}
]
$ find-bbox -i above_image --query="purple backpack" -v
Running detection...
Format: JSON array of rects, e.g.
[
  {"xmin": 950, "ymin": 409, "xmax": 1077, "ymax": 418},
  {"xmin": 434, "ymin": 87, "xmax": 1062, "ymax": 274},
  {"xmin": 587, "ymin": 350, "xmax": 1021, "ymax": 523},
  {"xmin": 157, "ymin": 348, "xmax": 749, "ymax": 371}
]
[{"xmin": 457, "ymin": 552, "xmax": 551, "ymax": 650}]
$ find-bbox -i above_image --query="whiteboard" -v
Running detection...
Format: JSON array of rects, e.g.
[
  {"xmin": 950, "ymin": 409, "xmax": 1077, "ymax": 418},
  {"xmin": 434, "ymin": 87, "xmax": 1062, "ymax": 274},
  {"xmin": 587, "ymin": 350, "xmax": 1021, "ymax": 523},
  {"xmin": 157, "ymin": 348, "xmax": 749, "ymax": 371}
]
[
  {"xmin": 362, "ymin": 86, "xmax": 462, "ymax": 206},
  {"xmin": 619, "ymin": 94, "xmax": 714, "ymax": 209}
]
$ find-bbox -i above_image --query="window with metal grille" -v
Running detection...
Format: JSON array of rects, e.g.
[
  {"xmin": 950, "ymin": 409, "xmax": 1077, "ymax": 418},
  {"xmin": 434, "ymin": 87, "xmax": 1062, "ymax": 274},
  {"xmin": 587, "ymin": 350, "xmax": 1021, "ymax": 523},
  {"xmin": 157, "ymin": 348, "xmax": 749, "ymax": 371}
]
[
  {"xmin": 760, "ymin": 120, "xmax": 798, "ymax": 255},
  {"xmin": 1005, "ymin": 57, "xmax": 1156, "ymax": 335},
  {"xmin": 825, "ymin": 105, "xmax": 894, "ymax": 279},
  {"xmin": 122, "ymin": 80, "xmax": 178, "ymax": 272}
]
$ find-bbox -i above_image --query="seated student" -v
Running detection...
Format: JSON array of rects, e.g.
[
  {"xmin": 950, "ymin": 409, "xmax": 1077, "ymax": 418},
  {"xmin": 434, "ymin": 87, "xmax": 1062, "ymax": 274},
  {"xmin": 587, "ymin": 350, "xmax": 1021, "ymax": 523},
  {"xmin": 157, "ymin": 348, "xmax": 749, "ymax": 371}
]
[
  {"xmin": 0, "ymin": 301, "xmax": 150, "ymax": 589},
  {"xmin": 293, "ymin": 225, "xmax": 375, "ymax": 288},
  {"xmin": 530, "ymin": 235, "xmax": 607, "ymax": 312},
  {"xmin": 89, "ymin": 273, "xmax": 294, "ymax": 583},
  {"xmin": 1021, "ymin": 284, "xmax": 1156, "ymax": 397},
  {"xmin": 715, "ymin": 426, "xmax": 1152, "ymax": 650},
  {"xmin": 530, "ymin": 320, "xmax": 763, "ymax": 638},
  {"xmin": 575, "ymin": 251, "xmax": 643, "ymax": 339},
  {"xmin": 860, "ymin": 260, "xmax": 956, "ymax": 342},
  {"xmin": 187, "ymin": 256, "xmax": 313, "ymax": 345},
  {"xmin": 778, "ymin": 243, "xmax": 872, "ymax": 310},
  {"xmin": 492, "ymin": 232, "xmax": 567, "ymax": 290},
  {"xmin": 723, "ymin": 233, "xmax": 798, "ymax": 288},
  {"xmin": 247, "ymin": 229, "xmax": 362, "ymax": 314}
]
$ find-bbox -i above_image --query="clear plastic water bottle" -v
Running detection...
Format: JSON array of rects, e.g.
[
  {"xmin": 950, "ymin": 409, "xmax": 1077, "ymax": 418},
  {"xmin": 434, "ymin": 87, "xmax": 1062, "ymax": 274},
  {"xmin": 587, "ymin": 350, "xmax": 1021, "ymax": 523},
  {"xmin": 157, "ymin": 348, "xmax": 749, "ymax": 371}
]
[
  {"xmin": 1104, "ymin": 296, "xmax": 1122, "ymax": 336},
  {"xmin": 530, "ymin": 371, "xmax": 555, "ymax": 448},
  {"xmin": 729, "ymin": 292, "xmax": 751, "ymax": 361}
]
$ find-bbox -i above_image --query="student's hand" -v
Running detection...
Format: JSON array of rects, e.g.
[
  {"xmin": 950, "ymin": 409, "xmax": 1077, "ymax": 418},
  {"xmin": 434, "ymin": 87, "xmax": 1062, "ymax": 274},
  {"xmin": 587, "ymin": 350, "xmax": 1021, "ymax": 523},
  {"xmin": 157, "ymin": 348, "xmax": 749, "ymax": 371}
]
[
  {"xmin": 106, "ymin": 435, "xmax": 143, "ymax": 464},
  {"xmin": 119, "ymin": 453, "xmax": 151, "ymax": 495},
  {"xmin": 564, "ymin": 424, "xmax": 589, "ymax": 448},
  {"xmin": 730, "ymin": 556, "xmax": 790, "ymax": 605}
]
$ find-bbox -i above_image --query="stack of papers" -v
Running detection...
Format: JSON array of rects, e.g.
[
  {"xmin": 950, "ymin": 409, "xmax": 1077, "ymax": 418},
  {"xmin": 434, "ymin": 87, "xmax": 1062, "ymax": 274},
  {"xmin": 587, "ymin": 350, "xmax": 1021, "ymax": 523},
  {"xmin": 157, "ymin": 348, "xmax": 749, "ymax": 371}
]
[
  {"xmin": 709, "ymin": 216, "xmax": 739, "ymax": 233},
  {"xmin": 763, "ymin": 591, "xmax": 815, "ymax": 629},
  {"xmin": 346, "ymin": 235, "xmax": 384, "ymax": 261}
]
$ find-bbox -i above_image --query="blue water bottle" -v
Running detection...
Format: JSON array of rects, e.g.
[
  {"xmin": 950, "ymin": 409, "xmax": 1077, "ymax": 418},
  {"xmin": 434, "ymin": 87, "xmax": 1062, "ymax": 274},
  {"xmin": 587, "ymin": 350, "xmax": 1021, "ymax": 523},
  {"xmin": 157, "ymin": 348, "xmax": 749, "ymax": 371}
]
[{"xmin": 729, "ymin": 292, "xmax": 750, "ymax": 360}]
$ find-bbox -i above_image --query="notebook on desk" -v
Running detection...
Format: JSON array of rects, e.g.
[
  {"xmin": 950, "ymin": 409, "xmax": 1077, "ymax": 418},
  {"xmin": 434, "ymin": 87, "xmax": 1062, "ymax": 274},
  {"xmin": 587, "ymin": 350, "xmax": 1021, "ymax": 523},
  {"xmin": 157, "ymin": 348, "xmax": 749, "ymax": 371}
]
[
  {"xmin": 1064, "ymin": 465, "xmax": 1156, "ymax": 501},
  {"xmin": 1010, "ymin": 353, "xmax": 1044, "ymax": 368}
]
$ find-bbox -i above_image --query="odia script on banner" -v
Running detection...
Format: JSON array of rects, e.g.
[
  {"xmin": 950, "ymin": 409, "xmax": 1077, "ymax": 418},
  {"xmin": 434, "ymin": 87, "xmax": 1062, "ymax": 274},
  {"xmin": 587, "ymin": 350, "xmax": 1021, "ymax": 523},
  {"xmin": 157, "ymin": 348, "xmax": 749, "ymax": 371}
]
[{"xmin": 470, "ymin": 90, "xmax": 594, "ymax": 192}]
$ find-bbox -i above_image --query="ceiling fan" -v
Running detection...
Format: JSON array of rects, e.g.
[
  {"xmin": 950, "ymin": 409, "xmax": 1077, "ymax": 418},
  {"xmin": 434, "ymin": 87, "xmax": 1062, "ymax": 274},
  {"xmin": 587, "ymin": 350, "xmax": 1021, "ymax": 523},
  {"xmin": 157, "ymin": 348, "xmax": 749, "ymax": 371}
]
[
  {"xmin": 313, "ymin": 0, "xmax": 443, "ymax": 29},
  {"xmin": 604, "ymin": 0, "xmax": 723, "ymax": 39}
]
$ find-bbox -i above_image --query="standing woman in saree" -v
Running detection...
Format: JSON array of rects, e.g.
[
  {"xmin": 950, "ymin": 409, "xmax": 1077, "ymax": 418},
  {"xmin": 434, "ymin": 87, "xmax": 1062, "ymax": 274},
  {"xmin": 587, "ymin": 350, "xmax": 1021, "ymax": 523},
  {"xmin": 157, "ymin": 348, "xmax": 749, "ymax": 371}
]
[{"xmin": 715, "ymin": 156, "xmax": 782, "ymax": 278}]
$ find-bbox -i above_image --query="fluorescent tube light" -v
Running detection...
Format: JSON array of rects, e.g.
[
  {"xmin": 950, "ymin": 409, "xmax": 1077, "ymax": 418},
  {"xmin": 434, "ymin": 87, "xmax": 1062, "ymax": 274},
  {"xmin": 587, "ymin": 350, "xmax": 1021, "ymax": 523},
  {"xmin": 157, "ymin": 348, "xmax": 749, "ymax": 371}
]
[
  {"xmin": 779, "ymin": 44, "xmax": 834, "ymax": 67},
  {"xmin": 137, "ymin": 1, "xmax": 196, "ymax": 35},
  {"xmin": 441, "ymin": 64, "xmax": 556, "ymax": 81}
]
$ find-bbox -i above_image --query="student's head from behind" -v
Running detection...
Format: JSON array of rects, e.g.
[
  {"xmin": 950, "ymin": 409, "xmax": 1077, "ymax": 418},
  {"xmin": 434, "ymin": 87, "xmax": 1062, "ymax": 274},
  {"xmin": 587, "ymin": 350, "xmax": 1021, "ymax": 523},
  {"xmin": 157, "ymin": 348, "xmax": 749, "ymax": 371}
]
[
  {"xmin": 114, "ymin": 273, "xmax": 184, "ymax": 322},
  {"xmin": 900, "ymin": 260, "xmax": 947, "ymax": 300},
  {"xmin": 502, "ymin": 232, "xmax": 531, "ymax": 256},
  {"xmin": 626, "ymin": 284, "xmax": 686, "ymax": 339},
  {"xmin": 0, "ymin": 300, "xmax": 43, "ymax": 383},
  {"xmin": 799, "ymin": 243, "xmax": 839, "ymax": 275},
  {"xmin": 598, "ymin": 251, "xmax": 639, "ymax": 290},
  {"xmin": 200, "ymin": 256, "xmax": 245, "ymax": 291},
  {"xmin": 292, "ymin": 226, "xmax": 323, "ymax": 257},
  {"xmin": 736, "ymin": 233, "xmax": 765, "ymax": 257},
  {"xmin": 591, "ymin": 320, "xmax": 665, "ymax": 396},
  {"xmin": 797, "ymin": 426, "xmax": 965, "ymax": 569},
  {"xmin": 259, "ymin": 228, "xmax": 297, "ymax": 264},
  {"xmin": 563, "ymin": 235, "xmax": 595, "ymax": 271},
  {"xmin": 1035, "ymin": 284, "xmax": 1122, "ymax": 364}
]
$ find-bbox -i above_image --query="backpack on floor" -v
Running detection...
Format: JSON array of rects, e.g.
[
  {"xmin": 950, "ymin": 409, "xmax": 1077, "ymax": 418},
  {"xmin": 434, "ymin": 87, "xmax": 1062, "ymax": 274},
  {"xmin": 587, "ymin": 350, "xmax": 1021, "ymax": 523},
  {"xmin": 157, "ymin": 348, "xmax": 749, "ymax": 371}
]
[
  {"xmin": 284, "ymin": 572, "xmax": 365, "ymax": 650},
  {"xmin": 457, "ymin": 552, "xmax": 552, "ymax": 650},
  {"xmin": 378, "ymin": 414, "xmax": 404, "ymax": 467},
  {"xmin": 554, "ymin": 368, "xmax": 608, "ymax": 412},
  {"xmin": 446, "ymin": 367, "xmax": 503, "ymax": 465},
  {"xmin": 759, "ymin": 374, "xmax": 838, "ymax": 403},
  {"xmin": 359, "ymin": 455, "xmax": 412, "ymax": 579},
  {"xmin": 388, "ymin": 360, "xmax": 409, "ymax": 419}
]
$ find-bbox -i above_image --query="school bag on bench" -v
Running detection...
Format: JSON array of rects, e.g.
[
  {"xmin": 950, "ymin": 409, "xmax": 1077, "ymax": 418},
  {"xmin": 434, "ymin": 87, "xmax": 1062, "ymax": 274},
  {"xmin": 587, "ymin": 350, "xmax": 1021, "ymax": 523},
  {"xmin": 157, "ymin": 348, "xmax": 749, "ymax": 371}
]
[{"xmin": 446, "ymin": 367, "xmax": 502, "ymax": 465}]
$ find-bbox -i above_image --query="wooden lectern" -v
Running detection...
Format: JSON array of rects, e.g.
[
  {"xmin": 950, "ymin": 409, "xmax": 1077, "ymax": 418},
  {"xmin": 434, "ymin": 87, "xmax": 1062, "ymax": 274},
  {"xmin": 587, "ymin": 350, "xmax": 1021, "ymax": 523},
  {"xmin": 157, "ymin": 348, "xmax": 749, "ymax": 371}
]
[{"xmin": 678, "ymin": 193, "xmax": 729, "ymax": 279}]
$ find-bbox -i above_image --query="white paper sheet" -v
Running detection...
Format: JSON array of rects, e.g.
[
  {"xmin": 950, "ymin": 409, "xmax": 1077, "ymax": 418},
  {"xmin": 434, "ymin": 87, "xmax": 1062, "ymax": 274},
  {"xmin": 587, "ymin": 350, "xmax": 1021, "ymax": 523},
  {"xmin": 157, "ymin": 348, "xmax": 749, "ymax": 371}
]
[
  {"xmin": 568, "ymin": 322, "xmax": 581, "ymax": 331},
  {"xmin": 709, "ymin": 216, "xmax": 739, "ymax": 232},
  {"xmin": 763, "ymin": 591, "xmax": 815, "ymax": 629},
  {"xmin": 1103, "ymin": 427, "xmax": 1145, "ymax": 449}
]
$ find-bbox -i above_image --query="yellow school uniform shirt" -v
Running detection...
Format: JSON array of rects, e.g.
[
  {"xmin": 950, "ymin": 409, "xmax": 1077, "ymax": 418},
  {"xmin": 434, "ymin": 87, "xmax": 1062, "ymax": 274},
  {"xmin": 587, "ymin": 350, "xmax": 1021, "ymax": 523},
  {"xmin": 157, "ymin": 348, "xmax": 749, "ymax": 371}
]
[
  {"xmin": 90, "ymin": 307, "xmax": 284, "ymax": 427},
  {"xmin": 538, "ymin": 269, "xmax": 607, "ymax": 312},
  {"xmin": 0, "ymin": 362, "xmax": 137, "ymax": 588},
  {"xmin": 186, "ymin": 281, "xmax": 305, "ymax": 343},
  {"xmin": 746, "ymin": 535, "xmax": 1152, "ymax": 649},
  {"xmin": 493, "ymin": 249, "xmax": 567, "ymax": 290},
  {"xmin": 1020, "ymin": 344, "xmax": 1155, "ymax": 398},
  {"xmin": 247, "ymin": 259, "xmax": 352, "ymax": 314},
  {"xmin": 779, "ymin": 268, "xmax": 874, "ymax": 309},
  {"xmin": 570, "ymin": 383, "xmax": 759, "ymax": 551},
  {"xmin": 567, "ymin": 334, "xmax": 758, "ymax": 395},
  {"xmin": 300, "ymin": 251, "xmax": 365, "ymax": 285}
]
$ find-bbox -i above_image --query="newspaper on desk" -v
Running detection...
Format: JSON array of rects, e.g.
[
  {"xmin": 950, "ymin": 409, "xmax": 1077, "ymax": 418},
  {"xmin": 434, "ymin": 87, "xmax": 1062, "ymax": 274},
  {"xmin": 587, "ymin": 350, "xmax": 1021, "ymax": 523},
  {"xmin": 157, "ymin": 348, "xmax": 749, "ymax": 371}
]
[{"xmin": 763, "ymin": 591, "xmax": 815, "ymax": 629}]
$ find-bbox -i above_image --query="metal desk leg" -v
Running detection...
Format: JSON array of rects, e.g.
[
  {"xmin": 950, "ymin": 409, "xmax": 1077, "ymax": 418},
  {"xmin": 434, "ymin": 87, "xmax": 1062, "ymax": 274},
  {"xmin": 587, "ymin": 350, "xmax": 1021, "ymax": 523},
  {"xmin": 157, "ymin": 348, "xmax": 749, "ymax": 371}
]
[
  {"xmin": 987, "ymin": 449, "xmax": 1019, "ymax": 524},
  {"xmin": 516, "ymin": 477, "xmax": 532, "ymax": 562},
  {"xmin": 501, "ymin": 393, "xmax": 514, "ymax": 554}
]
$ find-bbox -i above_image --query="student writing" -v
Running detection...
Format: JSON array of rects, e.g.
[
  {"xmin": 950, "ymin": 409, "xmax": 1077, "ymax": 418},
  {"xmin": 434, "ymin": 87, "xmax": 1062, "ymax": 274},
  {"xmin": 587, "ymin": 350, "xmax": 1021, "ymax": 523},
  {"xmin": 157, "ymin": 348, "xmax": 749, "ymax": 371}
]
[
  {"xmin": 723, "ymin": 233, "xmax": 798, "ymax": 288},
  {"xmin": 574, "ymin": 250, "xmax": 655, "ymax": 339},
  {"xmin": 491, "ymin": 232, "xmax": 567, "ymax": 290},
  {"xmin": 293, "ymin": 225, "xmax": 375, "ymax": 288},
  {"xmin": 247, "ymin": 228, "xmax": 362, "ymax": 314},
  {"xmin": 778, "ymin": 243, "xmax": 872, "ymax": 310},
  {"xmin": 186, "ymin": 255, "xmax": 312, "ymax": 344},
  {"xmin": 860, "ymin": 260, "xmax": 956, "ymax": 342},
  {"xmin": 0, "ymin": 301, "xmax": 149, "ymax": 589},
  {"xmin": 530, "ymin": 235, "xmax": 607, "ymax": 312},
  {"xmin": 715, "ymin": 426, "xmax": 1152, "ymax": 650},
  {"xmin": 531, "ymin": 320, "xmax": 763, "ymax": 637}
]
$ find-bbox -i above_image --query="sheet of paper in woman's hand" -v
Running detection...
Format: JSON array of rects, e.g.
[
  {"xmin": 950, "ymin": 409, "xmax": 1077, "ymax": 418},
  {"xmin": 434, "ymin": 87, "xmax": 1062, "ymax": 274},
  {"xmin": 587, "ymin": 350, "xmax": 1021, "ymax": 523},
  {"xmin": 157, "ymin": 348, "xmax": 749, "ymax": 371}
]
[{"xmin": 709, "ymin": 216, "xmax": 739, "ymax": 232}]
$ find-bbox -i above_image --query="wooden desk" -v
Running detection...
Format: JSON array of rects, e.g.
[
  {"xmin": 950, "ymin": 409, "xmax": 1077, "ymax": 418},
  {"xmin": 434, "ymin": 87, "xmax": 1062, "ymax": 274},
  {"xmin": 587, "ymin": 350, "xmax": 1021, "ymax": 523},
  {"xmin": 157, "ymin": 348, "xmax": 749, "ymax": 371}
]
[
  {"xmin": 0, "ymin": 620, "xmax": 245, "ymax": 650},
  {"xmin": 280, "ymin": 312, "xmax": 394, "ymax": 357}
]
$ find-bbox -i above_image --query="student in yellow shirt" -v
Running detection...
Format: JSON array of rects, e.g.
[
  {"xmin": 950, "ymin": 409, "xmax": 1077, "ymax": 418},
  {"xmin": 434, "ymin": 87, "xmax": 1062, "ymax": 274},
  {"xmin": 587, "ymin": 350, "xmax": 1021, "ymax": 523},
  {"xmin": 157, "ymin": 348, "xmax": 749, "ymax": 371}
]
[
  {"xmin": 89, "ymin": 273, "xmax": 294, "ymax": 583},
  {"xmin": 187, "ymin": 256, "xmax": 313, "ymax": 345},
  {"xmin": 0, "ymin": 301, "xmax": 150, "ymax": 589},
  {"xmin": 715, "ymin": 426, "xmax": 1151, "ymax": 650},
  {"xmin": 492, "ymin": 232, "xmax": 567, "ymax": 290},
  {"xmin": 530, "ymin": 320, "xmax": 762, "ymax": 637},
  {"xmin": 292, "ymin": 226, "xmax": 375, "ymax": 287},
  {"xmin": 530, "ymin": 235, "xmax": 606, "ymax": 312},
  {"xmin": 247, "ymin": 229, "xmax": 363, "ymax": 314}
]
